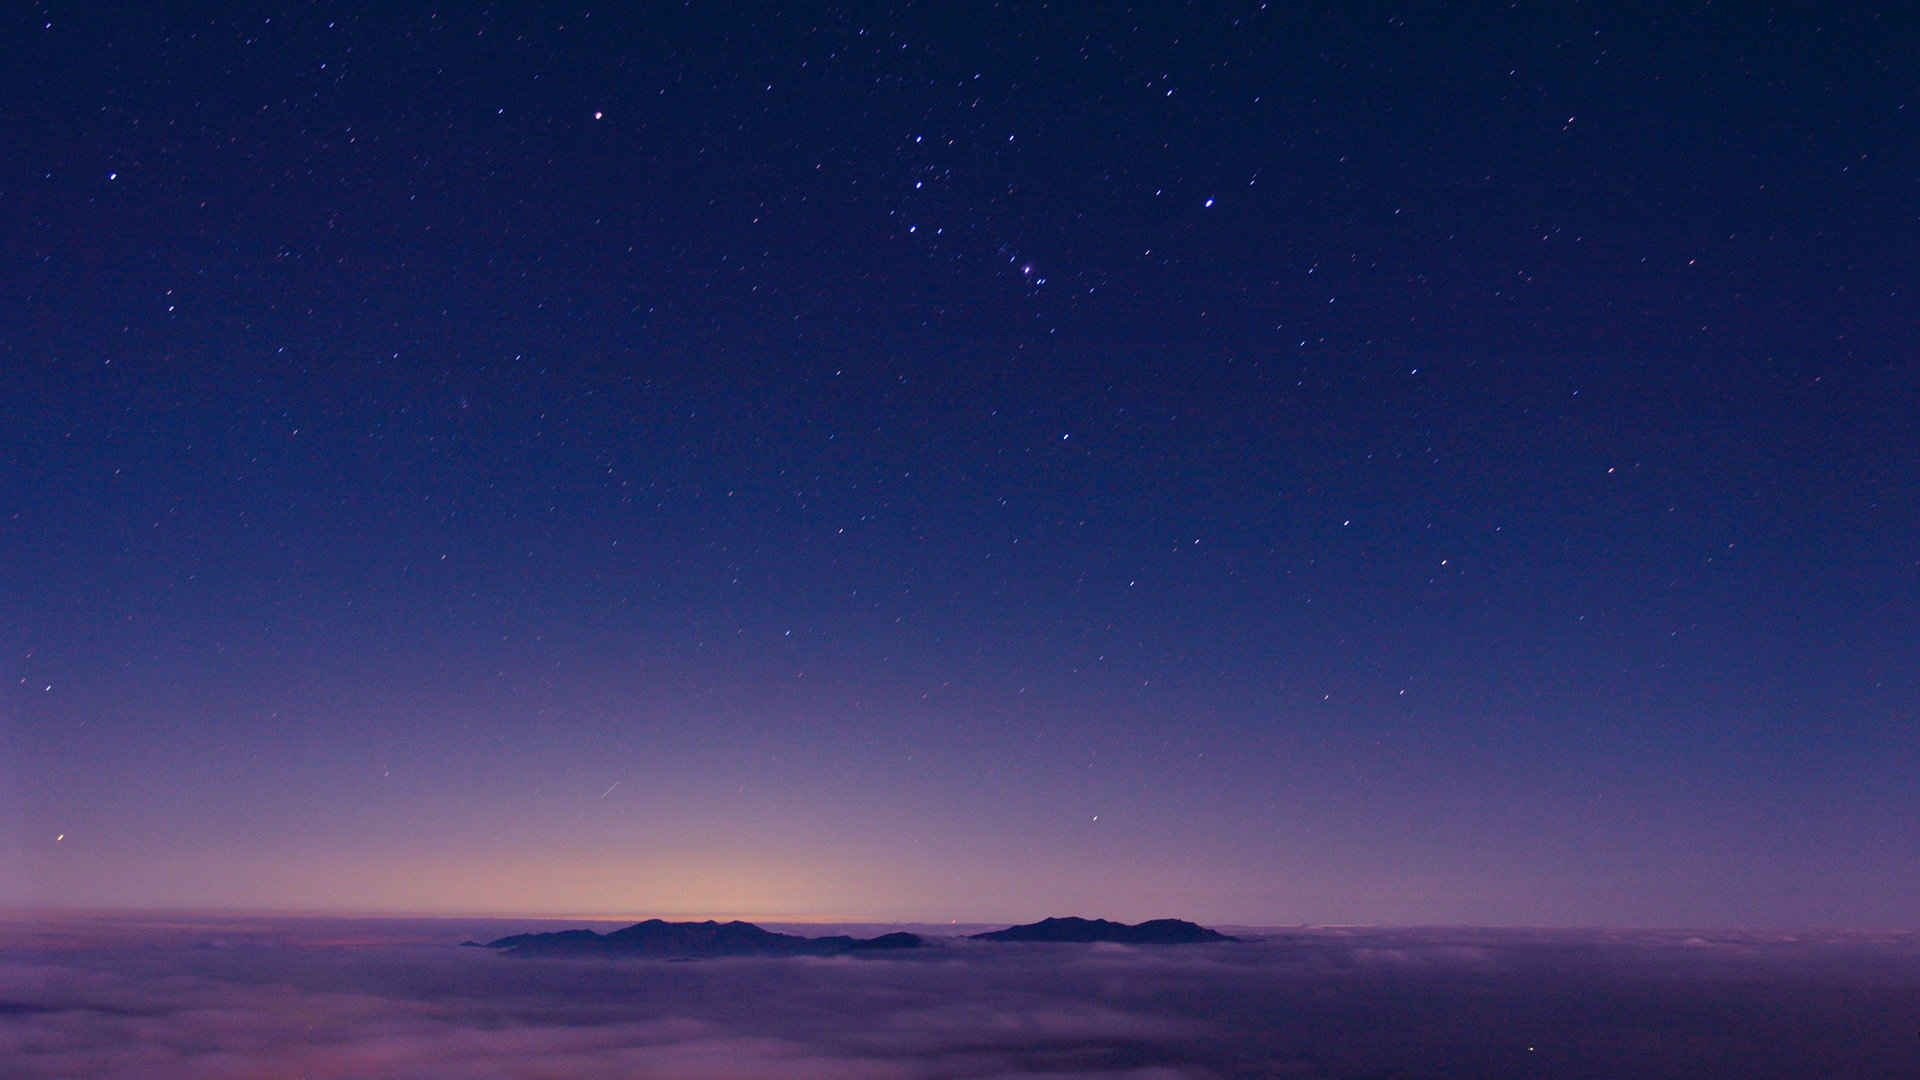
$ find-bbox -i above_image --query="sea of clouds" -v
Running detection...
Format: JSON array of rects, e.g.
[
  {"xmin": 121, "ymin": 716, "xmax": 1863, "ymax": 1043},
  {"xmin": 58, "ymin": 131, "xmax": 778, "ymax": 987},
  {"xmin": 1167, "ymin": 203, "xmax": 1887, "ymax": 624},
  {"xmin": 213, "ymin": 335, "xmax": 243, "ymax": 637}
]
[{"xmin": 2, "ymin": 916, "xmax": 1917, "ymax": 1078}]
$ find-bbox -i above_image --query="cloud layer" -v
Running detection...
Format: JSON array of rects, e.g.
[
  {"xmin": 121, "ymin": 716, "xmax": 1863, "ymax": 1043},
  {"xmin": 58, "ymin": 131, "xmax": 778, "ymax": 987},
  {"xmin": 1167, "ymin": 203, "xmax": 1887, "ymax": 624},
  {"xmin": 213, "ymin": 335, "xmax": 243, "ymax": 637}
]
[{"xmin": 2, "ymin": 918, "xmax": 1918, "ymax": 1078}]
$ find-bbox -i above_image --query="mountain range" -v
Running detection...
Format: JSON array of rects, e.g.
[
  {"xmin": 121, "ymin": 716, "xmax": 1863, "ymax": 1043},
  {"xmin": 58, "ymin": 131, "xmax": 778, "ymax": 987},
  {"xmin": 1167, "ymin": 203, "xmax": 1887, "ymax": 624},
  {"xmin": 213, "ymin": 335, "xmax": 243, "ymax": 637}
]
[
  {"xmin": 970, "ymin": 917, "xmax": 1238, "ymax": 944},
  {"xmin": 471, "ymin": 919, "xmax": 923, "ymax": 957},
  {"xmin": 469, "ymin": 915, "xmax": 1238, "ymax": 957}
]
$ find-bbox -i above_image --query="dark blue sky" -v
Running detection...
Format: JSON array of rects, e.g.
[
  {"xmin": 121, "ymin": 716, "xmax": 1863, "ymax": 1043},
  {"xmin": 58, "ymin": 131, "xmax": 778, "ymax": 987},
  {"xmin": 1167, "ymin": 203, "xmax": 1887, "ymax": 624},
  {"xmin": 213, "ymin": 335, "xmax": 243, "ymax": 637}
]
[{"xmin": 5, "ymin": 3, "xmax": 1916, "ymax": 926}]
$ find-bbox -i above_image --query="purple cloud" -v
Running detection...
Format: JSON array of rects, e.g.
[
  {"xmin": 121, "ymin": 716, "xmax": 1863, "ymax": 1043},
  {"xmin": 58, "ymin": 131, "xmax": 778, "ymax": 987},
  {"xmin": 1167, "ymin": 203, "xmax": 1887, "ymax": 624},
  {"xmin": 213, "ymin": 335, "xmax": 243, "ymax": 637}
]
[{"xmin": 2, "ymin": 918, "xmax": 1916, "ymax": 1078}]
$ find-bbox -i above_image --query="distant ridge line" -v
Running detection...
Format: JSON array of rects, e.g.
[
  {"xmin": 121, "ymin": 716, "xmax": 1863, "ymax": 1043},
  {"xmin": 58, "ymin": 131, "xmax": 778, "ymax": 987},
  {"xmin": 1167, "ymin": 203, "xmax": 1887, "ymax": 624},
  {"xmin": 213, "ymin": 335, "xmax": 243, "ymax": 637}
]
[
  {"xmin": 470, "ymin": 918, "xmax": 923, "ymax": 957},
  {"xmin": 969, "ymin": 916, "xmax": 1238, "ymax": 944},
  {"xmin": 468, "ymin": 915, "xmax": 1240, "ymax": 957}
]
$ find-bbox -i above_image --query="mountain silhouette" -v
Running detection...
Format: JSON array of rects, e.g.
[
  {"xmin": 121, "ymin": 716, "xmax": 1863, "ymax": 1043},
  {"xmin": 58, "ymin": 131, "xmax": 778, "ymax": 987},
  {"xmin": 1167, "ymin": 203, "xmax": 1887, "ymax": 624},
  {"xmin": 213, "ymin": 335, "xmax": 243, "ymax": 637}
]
[
  {"xmin": 479, "ymin": 919, "xmax": 925, "ymax": 957},
  {"xmin": 971, "ymin": 916, "xmax": 1237, "ymax": 944}
]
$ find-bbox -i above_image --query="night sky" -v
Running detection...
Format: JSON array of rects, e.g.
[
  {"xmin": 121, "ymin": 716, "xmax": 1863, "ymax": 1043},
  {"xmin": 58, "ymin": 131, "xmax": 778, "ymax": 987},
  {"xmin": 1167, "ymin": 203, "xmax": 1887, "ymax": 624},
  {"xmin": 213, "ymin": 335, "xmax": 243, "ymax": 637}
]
[{"xmin": 5, "ymin": 3, "xmax": 1916, "ymax": 929}]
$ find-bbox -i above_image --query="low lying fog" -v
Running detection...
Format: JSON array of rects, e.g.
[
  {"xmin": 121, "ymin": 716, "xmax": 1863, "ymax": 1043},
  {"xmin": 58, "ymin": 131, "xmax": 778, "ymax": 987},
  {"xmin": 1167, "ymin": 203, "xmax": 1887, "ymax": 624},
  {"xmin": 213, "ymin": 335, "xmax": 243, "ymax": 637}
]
[{"xmin": 3, "ymin": 917, "xmax": 1917, "ymax": 1078}]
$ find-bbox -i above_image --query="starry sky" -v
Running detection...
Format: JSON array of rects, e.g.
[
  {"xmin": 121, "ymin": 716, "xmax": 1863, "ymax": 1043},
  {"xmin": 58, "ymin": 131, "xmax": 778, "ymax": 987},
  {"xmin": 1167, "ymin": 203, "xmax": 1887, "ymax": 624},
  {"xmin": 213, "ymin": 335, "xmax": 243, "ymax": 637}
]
[{"xmin": 5, "ymin": 3, "xmax": 1916, "ymax": 928}]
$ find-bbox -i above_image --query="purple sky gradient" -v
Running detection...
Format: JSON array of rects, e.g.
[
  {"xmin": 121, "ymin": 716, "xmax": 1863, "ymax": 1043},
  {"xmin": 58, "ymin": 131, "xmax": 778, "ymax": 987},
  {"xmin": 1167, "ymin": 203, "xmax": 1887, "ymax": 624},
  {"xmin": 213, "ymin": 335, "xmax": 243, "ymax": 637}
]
[{"xmin": 4, "ymin": 4, "xmax": 1917, "ymax": 927}]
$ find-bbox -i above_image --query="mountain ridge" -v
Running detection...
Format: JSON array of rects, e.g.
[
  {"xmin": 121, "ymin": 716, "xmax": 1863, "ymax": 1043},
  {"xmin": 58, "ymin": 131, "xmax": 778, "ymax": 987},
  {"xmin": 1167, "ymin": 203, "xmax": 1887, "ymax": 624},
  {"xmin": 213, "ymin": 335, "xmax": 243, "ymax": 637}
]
[
  {"xmin": 970, "ymin": 916, "xmax": 1238, "ymax": 944},
  {"xmin": 471, "ymin": 914, "xmax": 1238, "ymax": 956},
  {"xmin": 473, "ymin": 918, "xmax": 925, "ymax": 957}
]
